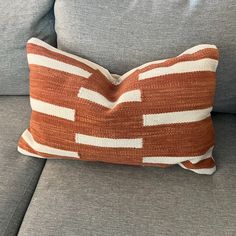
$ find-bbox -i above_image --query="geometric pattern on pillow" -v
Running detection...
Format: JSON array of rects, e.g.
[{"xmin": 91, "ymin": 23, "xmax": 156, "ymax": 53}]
[{"xmin": 18, "ymin": 38, "xmax": 219, "ymax": 174}]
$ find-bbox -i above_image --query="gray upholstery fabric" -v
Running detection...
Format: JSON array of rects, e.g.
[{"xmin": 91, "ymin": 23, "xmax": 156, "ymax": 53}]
[
  {"xmin": 18, "ymin": 113, "xmax": 236, "ymax": 236},
  {"xmin": 0, "ymin": 97, "xmax": 45, "ymax": 236},
  {"xmin": 54, "ymin": 0, "xmax": 236, "ymax": 113},
  {"xmin": 0, "ymin": 0, "xmax": 56, "ymax": 95}
]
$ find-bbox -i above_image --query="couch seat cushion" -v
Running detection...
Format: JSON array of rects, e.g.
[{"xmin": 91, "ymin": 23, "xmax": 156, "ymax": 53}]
[{"xmin": 18, "ymin": 113, "xmax": 236, "ymax": 235}]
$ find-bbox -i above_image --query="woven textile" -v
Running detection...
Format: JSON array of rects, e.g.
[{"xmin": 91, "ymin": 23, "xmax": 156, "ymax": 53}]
[{"xmin": 18, "ymin": 38, "xmax": 219, "ymax": 174}]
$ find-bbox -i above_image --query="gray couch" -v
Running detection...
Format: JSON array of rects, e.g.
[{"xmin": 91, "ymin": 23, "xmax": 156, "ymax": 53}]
[{"xmin": 0, "ymin": 1, "xmax": 236, "ymax": 235}]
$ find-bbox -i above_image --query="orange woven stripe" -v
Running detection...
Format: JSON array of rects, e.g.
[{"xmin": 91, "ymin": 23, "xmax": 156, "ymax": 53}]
[{"xmin": 181, "ymin": 157, "xmax": 216, "ymax": 169}]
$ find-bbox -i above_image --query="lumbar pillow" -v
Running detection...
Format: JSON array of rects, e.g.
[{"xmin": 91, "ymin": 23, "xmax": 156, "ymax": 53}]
[{"xmin": 18, "ymin": 38, "xmax": 219, "ymax": 175}]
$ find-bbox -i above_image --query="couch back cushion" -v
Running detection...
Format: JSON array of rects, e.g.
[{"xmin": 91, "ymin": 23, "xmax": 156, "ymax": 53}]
[
  {"xmin": 0, "ymin": 0, "xmax": 56, "ymax": 95},
  {"xmin": 54, "ymin": 0, "xmax": 236, "ymax": 113}
]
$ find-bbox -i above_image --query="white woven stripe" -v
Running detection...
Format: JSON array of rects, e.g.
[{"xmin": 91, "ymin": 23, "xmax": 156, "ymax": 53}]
[
  {"xmin": 75, "ymin": 133, "xmax": 142, "ymax": 148},
  {"xmin": 178, "ymin": 163, "xmax": 216, "ymax": 175},
  {"xmin": 30, "ymin": 98, "xmax": 75, "ymax": 121},
  {"xmin": 119, "ymin": 45, "xmax": 217, "ymax": 84},
  {"xmin": 189, "ymin": 147, "xmax": 214, "ymax": 164},
  {"xmin": 78, "ymin": 88, "xmax": 141, "ymax": 108},
  {"xmin": 18, "ymin": 146, "xmax": 43, "ymax": 158},
  {"xmin": 138, "ymin": 58, "xmax": 218, "ymax": 80},
  {"xmin": 22, "ymin": 130, "xmax": 79, "ymax": 158},
  {"xmin": 143, "ymin": 107, "xmax": 212, "ymax": 126},
  {"xmin": 180, "ymin": 44, "xmax": 217, "ymax": 55},
  {"xmin": 28, "ymin": 37, "xmax": 116, "ymax": 84},
  {"xmin": 27, "ymin": 54, "xmax": 92, "ymax": 78},
  {"xmin": 118, "ymin": 59, "xmax": 167, "ymax": 84},
  {"xmin": 142, "ymin": 147, "xmax": 214, "ymax": 164}
]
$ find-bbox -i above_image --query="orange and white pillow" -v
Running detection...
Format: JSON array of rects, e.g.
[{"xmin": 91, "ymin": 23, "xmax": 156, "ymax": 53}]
[{"xmin": 18, "ymin": 38, "xmax": 219, "ymax": 174}]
